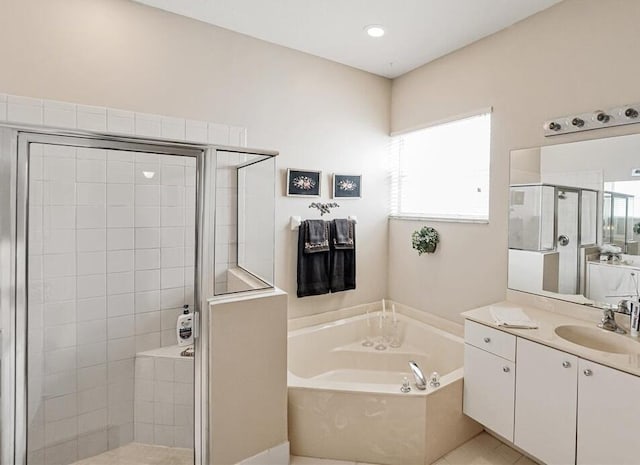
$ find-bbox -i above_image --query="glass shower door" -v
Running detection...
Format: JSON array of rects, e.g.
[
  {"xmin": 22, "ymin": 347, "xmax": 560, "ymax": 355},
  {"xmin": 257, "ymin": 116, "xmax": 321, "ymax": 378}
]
[
  {"xmin": 21, "ymin": 136, "xmax": 199, "ymax": 465},
  {"xmin": 556, "ymin": 189, "xmax": 580, "ymax": 294}
]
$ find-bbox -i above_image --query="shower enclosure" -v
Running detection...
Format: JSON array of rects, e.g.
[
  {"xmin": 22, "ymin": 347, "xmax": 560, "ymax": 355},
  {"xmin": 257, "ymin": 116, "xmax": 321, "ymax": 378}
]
[
  {"xmin": 602, "ymin": 191, "xmax": 634, "ymax": 252},
  {"xmin": 0, "ymin": 126, "xmax": 277, "ymax": 465},
  {"xmin": 509, "ymin": 183, "xmax": 598, "ymax": 294}
]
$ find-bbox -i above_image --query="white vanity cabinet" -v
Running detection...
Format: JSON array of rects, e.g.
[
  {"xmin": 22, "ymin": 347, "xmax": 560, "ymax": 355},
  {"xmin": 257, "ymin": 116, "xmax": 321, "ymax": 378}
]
[
  {"xmin": 577, "ymin": 359, "xmax": 640, "ymax": 465},
  {"xmin": 463, "ymin": 321, "xmax": 516, "ymax": 441},
  {"xmin": 464, "ymin": 316, "xmax": 640, "ymax": 465},
  {"xmin": 514, "ymin": 338, "xmax": 577, "ymax": 465}
]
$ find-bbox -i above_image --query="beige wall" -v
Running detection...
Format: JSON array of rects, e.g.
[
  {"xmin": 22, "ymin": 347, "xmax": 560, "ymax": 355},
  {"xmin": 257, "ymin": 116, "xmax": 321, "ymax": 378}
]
[
  {"xmin": 389, "ymin": 0, "xmax": 640, "ymax": 323},
  {"xmin": 6, "ymin": 0, "xmax": 638, "ymax": 326},
  {"xmin": 0, "ymin": 0, "xmax": 391, "ymax": 318},
  {"xmin": 209, "ymin": 290, "xmax": 288, "ymax": 464}
]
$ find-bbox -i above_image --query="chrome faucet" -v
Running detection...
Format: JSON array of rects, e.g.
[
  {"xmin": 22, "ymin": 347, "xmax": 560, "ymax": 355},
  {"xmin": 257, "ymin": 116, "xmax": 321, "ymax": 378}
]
[
  {"xmin": 598, "ymin": 306, "xmax": 627, "ymax": 334},
  {"xmin": 408, "ymin": 360, "xmax": 427, "ymax": 390},
  {"xmin": 616, "ymin": 299, "xmax": 631, "ymax": 315}
]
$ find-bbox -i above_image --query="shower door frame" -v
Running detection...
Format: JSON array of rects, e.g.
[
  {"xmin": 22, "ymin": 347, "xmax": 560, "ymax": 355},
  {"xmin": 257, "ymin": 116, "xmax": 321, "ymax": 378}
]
[
  {"xmin": 554, "ymin": 186, "xmax": 582, "ymax": 295},
  {"xmin": 552, "ymin": 185, "xmax": 599, "ymax": 295},
  {"xmin": 1, "ymin": 126, "xmax": 214, "ymax": 465}
]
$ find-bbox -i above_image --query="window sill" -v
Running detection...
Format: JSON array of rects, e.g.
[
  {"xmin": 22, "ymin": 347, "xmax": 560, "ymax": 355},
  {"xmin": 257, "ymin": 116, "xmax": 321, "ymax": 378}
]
[{"xmin": 388, "ymin": 214, "xmax": 489, "ymax": 224}]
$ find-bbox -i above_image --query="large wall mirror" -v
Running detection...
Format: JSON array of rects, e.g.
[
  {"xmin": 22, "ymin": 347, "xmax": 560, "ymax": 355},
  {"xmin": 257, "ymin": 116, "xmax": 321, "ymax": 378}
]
[{"xmin": 509, "ymin": 133, "xmax": 640, "ymax": 307}]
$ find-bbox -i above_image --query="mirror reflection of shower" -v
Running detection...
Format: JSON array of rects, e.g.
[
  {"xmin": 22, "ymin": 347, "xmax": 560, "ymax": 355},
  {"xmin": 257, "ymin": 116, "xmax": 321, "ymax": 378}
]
[
  {"xmin": 508, "ymin": 183, "xmax": 598, "ymax": 296},
  {"xmin": 602, "ymin": 185, "xmax": 636, "ymax": 253}
]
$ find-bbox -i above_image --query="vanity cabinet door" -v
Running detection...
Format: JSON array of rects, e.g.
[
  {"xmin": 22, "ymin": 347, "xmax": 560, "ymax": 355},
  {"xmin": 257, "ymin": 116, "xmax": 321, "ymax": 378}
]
[
  {"xmin": 463, "ymin": 343, "xmax": 515, "ymax": 441},
  {"xmin": 577, "ymin": 359, "xmax": 640, "ymax": 465},
  {"xmin": 514, "ymin": 338, "xmax": 577, "ymax": 465}
]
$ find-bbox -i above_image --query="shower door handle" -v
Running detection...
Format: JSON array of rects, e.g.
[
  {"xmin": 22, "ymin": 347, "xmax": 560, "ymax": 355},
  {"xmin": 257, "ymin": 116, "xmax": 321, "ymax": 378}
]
[{"xmin": 558, "ymin": 235, "xmax": 570, "ymax": 246}]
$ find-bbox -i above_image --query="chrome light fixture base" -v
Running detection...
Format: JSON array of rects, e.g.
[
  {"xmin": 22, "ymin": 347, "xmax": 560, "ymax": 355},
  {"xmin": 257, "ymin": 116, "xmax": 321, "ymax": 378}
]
[{"xmin": 544, "ymin": 103, "xmax": 640, "ymax": 137}]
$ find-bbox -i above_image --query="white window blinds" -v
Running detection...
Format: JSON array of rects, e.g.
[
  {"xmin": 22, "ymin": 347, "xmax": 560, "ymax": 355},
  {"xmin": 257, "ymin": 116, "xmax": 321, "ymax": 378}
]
[{"xmin": 390, "ymin": 112, "xmax": 491, "ymax": 222}]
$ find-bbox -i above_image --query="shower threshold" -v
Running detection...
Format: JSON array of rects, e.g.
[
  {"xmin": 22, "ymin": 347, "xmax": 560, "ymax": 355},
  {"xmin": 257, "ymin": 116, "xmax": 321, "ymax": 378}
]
[{"xmin": 69, "ymin": 442, "xmax": 193, "ymax": 465}]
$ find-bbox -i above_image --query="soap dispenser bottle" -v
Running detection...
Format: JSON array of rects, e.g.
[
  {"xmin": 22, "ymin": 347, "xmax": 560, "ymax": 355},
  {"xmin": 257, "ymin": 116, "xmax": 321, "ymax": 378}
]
[{"xmin": 177, "ymin": 304, "xmax": 194, "ymax": 346}]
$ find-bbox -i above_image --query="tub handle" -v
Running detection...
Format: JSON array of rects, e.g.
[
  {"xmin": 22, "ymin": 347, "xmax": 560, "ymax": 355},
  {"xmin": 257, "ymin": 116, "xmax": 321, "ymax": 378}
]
[{"xmin": 400, "ymin": 377, "xmax": 411, "ymax": 393}]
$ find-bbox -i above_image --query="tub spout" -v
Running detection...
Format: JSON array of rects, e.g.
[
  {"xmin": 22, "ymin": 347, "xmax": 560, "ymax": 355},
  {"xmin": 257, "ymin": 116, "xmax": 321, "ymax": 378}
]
[{"xmin": 408, "ymin": 360, "xmax": 427, "ymax": 390}]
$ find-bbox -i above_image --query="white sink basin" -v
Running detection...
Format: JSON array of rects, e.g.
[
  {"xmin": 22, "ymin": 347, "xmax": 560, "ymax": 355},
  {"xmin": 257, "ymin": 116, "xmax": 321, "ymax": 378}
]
[{"xmin": 554, "ymin": 325, "xmax": 640, "ymax": 354}]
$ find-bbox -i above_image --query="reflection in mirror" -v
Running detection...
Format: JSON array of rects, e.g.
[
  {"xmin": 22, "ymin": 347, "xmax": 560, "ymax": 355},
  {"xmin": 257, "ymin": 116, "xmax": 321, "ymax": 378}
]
[
  {"xmin": 602, "ymin": 187, "xmax": 634, "ymax": 251},
  {"xmin": 214, "ymin": 150, "xmax": 276, "ymax": 295},
  {"xmin": 509, "ymin": 133, "xmax": 640, "ymax": 307}
]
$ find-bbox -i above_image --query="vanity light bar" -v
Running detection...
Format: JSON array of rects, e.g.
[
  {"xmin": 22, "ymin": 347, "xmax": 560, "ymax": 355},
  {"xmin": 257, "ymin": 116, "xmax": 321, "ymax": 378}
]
[{"xmin": 544, "ymin": 103, "xmax": 640, "ymax": 137}]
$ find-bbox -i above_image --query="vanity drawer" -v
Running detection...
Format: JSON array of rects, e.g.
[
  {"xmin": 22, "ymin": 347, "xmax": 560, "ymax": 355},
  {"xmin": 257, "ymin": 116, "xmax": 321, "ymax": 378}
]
[{"xmin": 465, "ymin": 320, "xmax": 516, "ymax": 361}]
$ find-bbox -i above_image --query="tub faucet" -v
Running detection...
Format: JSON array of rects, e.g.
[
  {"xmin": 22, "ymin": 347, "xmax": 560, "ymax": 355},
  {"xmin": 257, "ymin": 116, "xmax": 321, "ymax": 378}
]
[{"xmin": 408, "ymin": 360, "xmax": 427, "ymax": 390}]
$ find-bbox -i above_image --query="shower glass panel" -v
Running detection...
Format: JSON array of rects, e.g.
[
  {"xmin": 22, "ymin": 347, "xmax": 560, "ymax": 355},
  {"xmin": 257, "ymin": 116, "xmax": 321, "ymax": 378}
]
[
  {"xmin": 602, "ymin": 190, "xmax": 634, "ymax": 250},
  {"xmin": 556, "ymin": 189, "xmax": 579, "ymax": 294},
  {"xmin": 508, "ymin": 185, "xmax": 555, "ymax": 251},
  {"xmin": 612, "ymin": 195, "xmax": 627, "ymax": 246},
  {"xmin": 508, "ymin": 183, "xmax": 598, "ymax": 296},
  {"xmin": 580, "ymin": 190, "xmax": 598, "ymax": 245},
  {"xmin": 0, "ymin": 128, "xmax": 15, "ymax": 465},
  {"xmin": 237, "ymin": 157, "xmax": 276, "ymax": 286},
  {"xmin": 25, "ymin": 141, "xmax": 197, "ymax": 465},
  {"xmin": 214, "ymin": 150, "xmax": 275, "ymax": 295}
]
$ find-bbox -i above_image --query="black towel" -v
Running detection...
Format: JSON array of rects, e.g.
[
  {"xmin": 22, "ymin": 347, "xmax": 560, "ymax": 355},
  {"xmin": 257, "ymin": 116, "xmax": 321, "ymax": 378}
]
[
  {"xmin": 332, "ymin": 218, "xmax": 354, "ymax": 249},
  {"xmin": 297, "ymin": 220, "xmax": 331, "ymax": 297},
  {"xmin": 304, "ymin": 219, "xmax": 329, "ymax": 253},
  {"xmin": 330, "ymin": 219, "xmax": 356, "ymax": 292}
]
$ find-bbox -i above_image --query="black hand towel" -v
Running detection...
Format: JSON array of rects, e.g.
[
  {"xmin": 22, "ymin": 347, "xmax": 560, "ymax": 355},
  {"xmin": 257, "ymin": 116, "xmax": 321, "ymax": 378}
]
[
  {"xmin": 304, "ymin": 219, "xmax": 329, "ymax": 253},
  {"xmin": 297, "ymin": 220, "xmax": 331, "ymax": 297},
  {"xmin": 332, "ymin": 218, "xmax": 354, "ymax": 249},
  {"xmin": 330, "ymin": 219, "xmax": 356, "ymax": 292}
]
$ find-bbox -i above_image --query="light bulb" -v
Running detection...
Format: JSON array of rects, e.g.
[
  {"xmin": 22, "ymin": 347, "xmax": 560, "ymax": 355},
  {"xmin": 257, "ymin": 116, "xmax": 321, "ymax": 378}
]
[{"xmin": 365, "ymin": 25, "xmax": 385, "ymax": 38}]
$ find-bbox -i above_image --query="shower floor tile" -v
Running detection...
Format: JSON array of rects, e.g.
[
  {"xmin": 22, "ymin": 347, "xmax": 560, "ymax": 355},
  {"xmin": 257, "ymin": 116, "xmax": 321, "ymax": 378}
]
[{"xmin": 70, "ymin": 442, "xmax": 193, "ymax": 465}]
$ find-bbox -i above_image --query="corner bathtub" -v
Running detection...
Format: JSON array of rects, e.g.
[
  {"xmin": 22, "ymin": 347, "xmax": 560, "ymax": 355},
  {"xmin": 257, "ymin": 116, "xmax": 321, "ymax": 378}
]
[{"xmin": 288, "ymin": 313, "xmax": 481, "ymax": 465}]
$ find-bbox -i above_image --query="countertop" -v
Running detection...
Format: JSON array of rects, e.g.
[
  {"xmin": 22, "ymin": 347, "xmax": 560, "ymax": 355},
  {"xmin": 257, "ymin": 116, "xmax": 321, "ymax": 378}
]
[
  {"xmin": 462, "ymin": 302, "xmax": 640, "ymax": 377},
  {"xmin": 586, "ymin": 259, "xmax": 640, "ymax": 271}
]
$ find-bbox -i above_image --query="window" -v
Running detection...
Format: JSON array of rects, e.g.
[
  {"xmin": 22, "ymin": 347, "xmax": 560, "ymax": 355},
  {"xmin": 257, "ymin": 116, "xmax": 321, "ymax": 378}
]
[{"xmin": 390, "ymin": 111, "xmax": 491, "ymax": 222}]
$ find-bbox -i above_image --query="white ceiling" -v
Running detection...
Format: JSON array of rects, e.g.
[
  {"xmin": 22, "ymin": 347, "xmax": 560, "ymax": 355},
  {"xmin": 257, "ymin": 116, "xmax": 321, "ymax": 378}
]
[{"xmin": 133, "ymin": 0, "xmax": 562, "ymax": 78}]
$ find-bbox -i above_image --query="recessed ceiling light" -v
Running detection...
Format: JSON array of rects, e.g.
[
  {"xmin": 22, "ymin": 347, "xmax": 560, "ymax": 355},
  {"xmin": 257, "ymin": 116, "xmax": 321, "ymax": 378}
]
[
  {"xmin": 365, "ymin": 25, "xmax": 385, "ymax": 38},
  {"xmin": 142, "ymin": 171, "xmax": 155, "ymax": 179}
]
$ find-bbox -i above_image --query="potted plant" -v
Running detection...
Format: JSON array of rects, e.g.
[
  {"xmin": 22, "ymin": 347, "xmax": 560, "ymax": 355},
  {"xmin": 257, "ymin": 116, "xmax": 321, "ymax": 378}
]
[{"xmin": 411, "ymin": 226, "xmax": 440, "ymax": 255}]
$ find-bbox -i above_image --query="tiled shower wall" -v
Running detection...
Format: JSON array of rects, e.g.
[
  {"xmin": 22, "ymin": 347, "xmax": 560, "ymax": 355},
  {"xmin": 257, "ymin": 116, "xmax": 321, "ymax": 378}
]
[
  {"xmin": 27, "ymin": 143, "xmax": 196, "ymax": 464},
  {"xmin": 133, "ymin": 353, "xmax": 194, "ymax": 448}
]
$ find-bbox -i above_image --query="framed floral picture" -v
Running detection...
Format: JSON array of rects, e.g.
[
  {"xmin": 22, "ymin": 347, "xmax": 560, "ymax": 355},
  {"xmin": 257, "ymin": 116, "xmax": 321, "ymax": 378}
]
[
  {"xmin": 333, "ymin": 174, "xmax": 362, "ymax": 199},
  {"xmin": 287, "ymin": 169, "xmax": 321, "ymax": 197}
]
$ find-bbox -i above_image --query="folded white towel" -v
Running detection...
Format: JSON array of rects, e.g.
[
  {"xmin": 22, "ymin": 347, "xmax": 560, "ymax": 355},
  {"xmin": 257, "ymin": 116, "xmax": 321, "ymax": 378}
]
[{"xmin": 489, "ymin": 306, "xmax": 539, "ymax": 329}]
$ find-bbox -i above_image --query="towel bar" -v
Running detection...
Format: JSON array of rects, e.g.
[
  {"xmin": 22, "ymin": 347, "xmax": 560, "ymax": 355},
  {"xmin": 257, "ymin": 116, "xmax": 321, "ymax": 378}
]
[{"xmin": 290, "ymin": 216, "xmax": 357, "ymax": 230}]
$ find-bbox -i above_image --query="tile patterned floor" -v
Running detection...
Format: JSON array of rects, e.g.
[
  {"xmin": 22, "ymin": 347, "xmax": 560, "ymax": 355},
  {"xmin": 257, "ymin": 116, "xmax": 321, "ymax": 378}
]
[
  {"xmin": 69, "ymin": 443, "xmax": 193, "ymax": 465},
  {"xmin": 69, "ymin": 431, "xmax": 536, "ymax": 465},
  {"xmin": 291, "ymin": 432, "xmax": 539, "ymax": 465}
]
